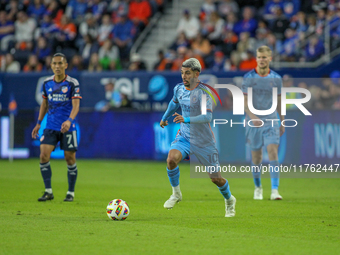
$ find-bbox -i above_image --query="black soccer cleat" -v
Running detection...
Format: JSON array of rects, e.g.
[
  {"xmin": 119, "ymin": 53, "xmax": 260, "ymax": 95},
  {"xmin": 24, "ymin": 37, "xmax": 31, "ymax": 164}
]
[
  {"xmin": 63, "ymin": 194, "xmax": 74, "ymax": 202},
  {"xmin": 38, "ymin": 192, "xmax": 54, "ymax": 202}
]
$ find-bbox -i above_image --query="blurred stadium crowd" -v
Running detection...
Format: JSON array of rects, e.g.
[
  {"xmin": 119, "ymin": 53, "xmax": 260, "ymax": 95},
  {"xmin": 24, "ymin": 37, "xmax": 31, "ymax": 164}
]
[
  {"xmin": 155, "ymin": 0, "xmax": 340, "ymax": 72},
  {"xmin": 0, "ymin": 0, "xmax": 163, "ymax": 72},
  {"xmin": 0, "ymin": 0, "xmax": 339, "ymax": 73},
  {"xmin": 0, "ymin": 0, "xmax": 339, "ymax": 110}
]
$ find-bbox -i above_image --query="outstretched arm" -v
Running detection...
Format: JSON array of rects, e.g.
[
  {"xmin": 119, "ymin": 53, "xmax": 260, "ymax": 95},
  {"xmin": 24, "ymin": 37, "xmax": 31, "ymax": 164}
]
[
  {"xmin": 160, "ymin": 100, "xmax": 180, "ymax": 128},
  {"xmin": 173, "ymin": 112, "xmax": 212, "ymax": 124}
]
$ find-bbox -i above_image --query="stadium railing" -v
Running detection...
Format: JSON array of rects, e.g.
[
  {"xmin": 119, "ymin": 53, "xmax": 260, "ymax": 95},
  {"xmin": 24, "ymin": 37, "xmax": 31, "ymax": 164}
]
[{"xmin": 130, "ymin": 0, "xmax": 172, "ymax": 57}]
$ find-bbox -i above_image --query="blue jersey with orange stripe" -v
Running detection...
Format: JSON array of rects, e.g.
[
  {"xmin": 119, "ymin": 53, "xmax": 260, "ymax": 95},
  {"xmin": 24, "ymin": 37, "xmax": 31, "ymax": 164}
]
[
  {"xmin": 173, "ymin": 82, "xmax": 215, "ymax": 148},
  {"xmin": 42, "ymin": 75, "xmax": 82, "ymax": 131}
]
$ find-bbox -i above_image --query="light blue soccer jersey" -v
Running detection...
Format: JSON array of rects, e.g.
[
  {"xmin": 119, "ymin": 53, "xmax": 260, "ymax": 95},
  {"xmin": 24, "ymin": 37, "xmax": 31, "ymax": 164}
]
[
  {"xmin": 172, "ymin": 82, "xmax": 215, "ymax": 148},
  {"xmin": 242, "ymin": 69, "xmax": 282, "ymax": 122}
]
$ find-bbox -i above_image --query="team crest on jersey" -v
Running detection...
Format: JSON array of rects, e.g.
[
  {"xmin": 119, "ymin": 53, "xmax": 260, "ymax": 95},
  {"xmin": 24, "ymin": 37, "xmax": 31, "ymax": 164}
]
[
  {"xmin": 61, "ymin": 86, "xmax": 68, "ymax": 93},
  {"xmin": 191, "ymin": 95, "xmax": 198, "ymax": 103}
]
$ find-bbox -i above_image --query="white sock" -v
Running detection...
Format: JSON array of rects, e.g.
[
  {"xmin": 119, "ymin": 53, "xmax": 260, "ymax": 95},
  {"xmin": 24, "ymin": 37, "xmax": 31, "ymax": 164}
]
[
  {"xmin": 45, "ymin": 188, "xmax": 52, "ymax": 194},
  {"xmin": 67, "ymin": 191, "xmax": 75, "ymax": 197},
  {"xmin": 227, "ymin": 195, "xmax": 234, "ymax": 201},
  {"xmin": 172, "ymin": 185, "xmax": 181, "ymax": 195}
]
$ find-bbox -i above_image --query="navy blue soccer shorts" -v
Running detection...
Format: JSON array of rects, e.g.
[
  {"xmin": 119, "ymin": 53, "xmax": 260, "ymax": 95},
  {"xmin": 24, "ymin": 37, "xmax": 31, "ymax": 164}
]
[{"xmin": 40, "ymin": 129, "xmax": 78, "ymax": 151}]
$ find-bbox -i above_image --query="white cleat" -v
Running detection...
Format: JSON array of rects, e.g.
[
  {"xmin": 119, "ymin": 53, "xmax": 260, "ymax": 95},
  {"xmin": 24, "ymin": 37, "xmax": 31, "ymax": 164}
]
[
  {"xmin": 164, "ymin": 193, "xmax": 182, "ymax": 209},
  {"xmin": 254, "ymin": 187, "xmax": 263, "ymax": 200},
  {"xmin": 270, "ymin": 189, "xmax": 282, "ymax": 200},
  {"xmin": 225, "ymin": 195, "xmax": 236, "ymax": 217}
]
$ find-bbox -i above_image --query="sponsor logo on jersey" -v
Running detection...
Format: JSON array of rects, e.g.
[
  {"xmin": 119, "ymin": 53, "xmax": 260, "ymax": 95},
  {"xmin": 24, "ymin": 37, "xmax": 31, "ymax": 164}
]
[
  {"xmin": 49, "ymin": 94, "xmax": 68, "ymax": 101},
  {"xmin": 75, "ymin": 87, "xmax": 79, "ymax": 93},
  {"xmin": 48, "ymin": 88, "xmax": 52, "ymax": 92}
]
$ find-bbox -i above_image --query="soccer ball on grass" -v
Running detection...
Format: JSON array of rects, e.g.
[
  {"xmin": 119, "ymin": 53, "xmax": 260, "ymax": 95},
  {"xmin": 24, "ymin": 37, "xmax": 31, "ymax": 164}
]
[{"xmin": 106, "ymin": 199, "xmax": 130, "ymax": 221}]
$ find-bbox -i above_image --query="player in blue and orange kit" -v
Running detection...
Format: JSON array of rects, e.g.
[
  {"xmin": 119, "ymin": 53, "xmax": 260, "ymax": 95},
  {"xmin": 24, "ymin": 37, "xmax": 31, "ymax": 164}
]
[
  {"xmin": 31, "ymin": 53, "xmax": 82, "ymax": 202},
  {"xmin": 242, "ymin": 45, "xmax": 284, "ymax": 200},
  {"xmin": 160, "ymin": 58, "xmax": 236, "ymax": 217}
]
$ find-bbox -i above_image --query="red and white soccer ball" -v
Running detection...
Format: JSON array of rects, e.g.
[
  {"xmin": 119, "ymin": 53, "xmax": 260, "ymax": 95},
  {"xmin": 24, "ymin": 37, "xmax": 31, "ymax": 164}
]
[{"xmin": 106, "ymin": 199, "xmax": 130, "ymax": 221}]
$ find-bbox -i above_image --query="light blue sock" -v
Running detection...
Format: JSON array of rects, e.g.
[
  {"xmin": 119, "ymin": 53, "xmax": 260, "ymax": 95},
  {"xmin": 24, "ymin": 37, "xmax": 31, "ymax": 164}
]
[
  {"xmin": 167, "ymin": 166, "xmax": 180, "ymax": 187},
  {"xmin": 251, "ymin": 162, "xmax": 262, "ymax": 187},
  {"xmin": 269, "ymin": 160, "xmax": 280, "ymax": 190},
  {"xmin": 218, "ymin": 180, "xmax": 231, "ymax": 199}
]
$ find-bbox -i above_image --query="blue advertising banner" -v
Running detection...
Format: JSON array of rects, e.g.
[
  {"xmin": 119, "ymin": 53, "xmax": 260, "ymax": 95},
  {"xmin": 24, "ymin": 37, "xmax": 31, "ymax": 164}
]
[
  {"xmin": 214, "ymin": 110, "xmax": 340, "ymax": 165},
  {"xmin": 0, "ymin": 69, "xmax": 327, "ymax": 112},
  {"xmin": 299, "ymin": 110, "xmax": 340, "ymax": 164},
  {"xmin": 79, "ymin": 71, "xmax": 176, "ymax": 111},
  {"xmin": 28, "ymin": 110, "xmax": 157, "ymax": 160},
  {"xmin": 1, "ymin": 70, "xmax": 339, "ymax": 165},
  {"xmin": 2, "ymin": 108, "xmax": 340, "ymax": 166}
]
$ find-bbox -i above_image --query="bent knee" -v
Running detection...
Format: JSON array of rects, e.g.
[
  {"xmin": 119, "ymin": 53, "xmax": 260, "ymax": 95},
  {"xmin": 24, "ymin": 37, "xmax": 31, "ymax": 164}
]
[{"xmin": 167, "ymin": 156, "xmax": 180, "ymax": 169}]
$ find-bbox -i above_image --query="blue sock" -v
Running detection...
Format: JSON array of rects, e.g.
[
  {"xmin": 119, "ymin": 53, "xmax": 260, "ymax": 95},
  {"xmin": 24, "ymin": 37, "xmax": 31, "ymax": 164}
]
[
  {"xmin": 40, "ymin": 162, "xmax": 52, "ymax": 190},
  {"xmin": 218, "ymin": 180, "xmax": 231, "ymax": 199},
  {"xmin": 167, "ymin": 166, "xmax": 180, "ymax": 187},
  {"xmin": 251, "ymin": 162, "xmax": 262, "ymax": 187},
  {"xmin": 269, "ymin": 160, "xmax": 280, "ymax": 190},
  {"xmin": 67, "ymin": 163, "xmax": 78, "ymax": 192}
]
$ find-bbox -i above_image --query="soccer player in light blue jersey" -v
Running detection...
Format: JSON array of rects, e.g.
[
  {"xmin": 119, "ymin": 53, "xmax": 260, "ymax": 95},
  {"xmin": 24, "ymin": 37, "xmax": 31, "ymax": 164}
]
[
  {"xmin": 160, "ymin": 58, "xmax": 236, "ymax": 217},
  {"xmin": 32, "ymin": 53, "xmax": 81, "ymax": 202},
  {"xmin": 242, "ymin": 46, "xmax": 285, "ymax": 200}
]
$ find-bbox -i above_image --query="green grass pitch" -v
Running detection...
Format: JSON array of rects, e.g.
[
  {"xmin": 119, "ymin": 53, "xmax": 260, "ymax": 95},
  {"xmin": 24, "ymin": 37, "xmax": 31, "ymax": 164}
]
[{"xmin": 1, "ymin": 159, "xmax": 339, "ymax": 255}]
